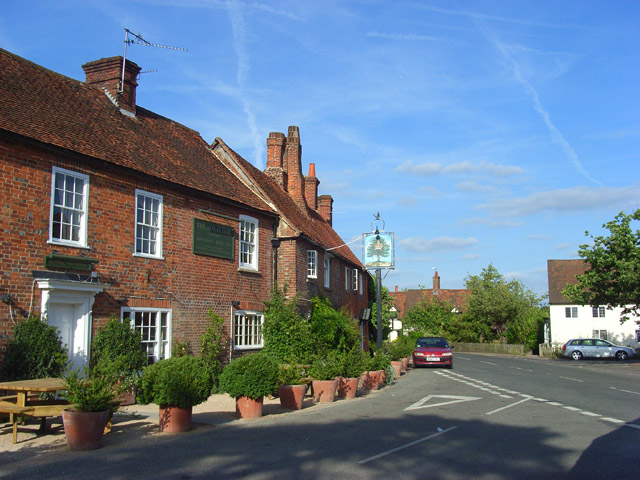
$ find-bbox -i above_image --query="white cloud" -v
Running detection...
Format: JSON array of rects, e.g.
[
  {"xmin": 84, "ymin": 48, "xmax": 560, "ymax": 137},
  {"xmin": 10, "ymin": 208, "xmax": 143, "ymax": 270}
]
[
  {"xmin": 396, "ymin": 160, "xmax": 523, "ymax": 178},
  {"xmin": 400, "ymin": 236, "xmax": 478, "ymax": 253},
  {"xmin": 480, "ymin": 185, "xmax": 640, "ymax": 217},
  {"xmin": 455, "ymin": 181, "xmax": 494, "ymax": 193}
]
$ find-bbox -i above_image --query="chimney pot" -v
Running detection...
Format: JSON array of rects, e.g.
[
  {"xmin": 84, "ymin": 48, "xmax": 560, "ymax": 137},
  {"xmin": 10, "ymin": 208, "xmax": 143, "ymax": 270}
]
[{"xmin": 82, "ymin": 56, "xmax": 140, "ymax": 114}]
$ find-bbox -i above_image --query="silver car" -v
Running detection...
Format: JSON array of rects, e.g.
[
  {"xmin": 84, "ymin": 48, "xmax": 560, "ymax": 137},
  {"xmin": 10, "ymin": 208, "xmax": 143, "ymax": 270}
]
[{"xmin": 561, "ymin": 338, "xmax": 637, "ymax": 361}]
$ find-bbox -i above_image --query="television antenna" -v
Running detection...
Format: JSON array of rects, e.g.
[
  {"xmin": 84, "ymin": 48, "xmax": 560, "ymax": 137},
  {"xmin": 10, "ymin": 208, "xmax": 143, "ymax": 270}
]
[{"xmin": 120, "ymin": 28, "xmax": 187, "ymax": 93}]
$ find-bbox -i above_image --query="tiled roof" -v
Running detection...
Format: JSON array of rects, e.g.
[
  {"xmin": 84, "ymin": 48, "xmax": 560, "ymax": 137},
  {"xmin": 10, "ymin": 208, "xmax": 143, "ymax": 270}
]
[
  {"xmin": 212, "ymin": 138, "xmax": 363, "ymax": 268},
  {"xmin": 0, "ymin": 48, "xmax": 273, "ymax": 214},
  {"xmin": 389, "ymin": 288, "xmax": 470, "ymax": 319},
  {"xmin": 547, "ymin": 259, "xmax": 588, "ymax": 305}
]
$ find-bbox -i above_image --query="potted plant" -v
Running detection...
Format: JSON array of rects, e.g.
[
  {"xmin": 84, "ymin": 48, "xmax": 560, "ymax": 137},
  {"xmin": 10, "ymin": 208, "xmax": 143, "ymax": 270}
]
[
  {"xmin": 277, "ymin": 363, "xmax": 308, "ymax": 410},
  {"xmin": 336, "ymin": 347, "xmax": 367, "ymax": 399},
  {"xmin": 308, "ymin": 352, "xmax": 341, "ymax": 403},
  {"xmin": 218, "ymin": 352, "xmax": 279, "ymax": 418},
  {"xmin": 91, "ymin": 317, "xmax": 146, "ymax": 406},
  {"xmin": 61, "ymin": 370, "xmax": 119, "ymax": 450},
  {"xmin": 136, "ymin": 356, "xmax": 213, "ymax": 433}
]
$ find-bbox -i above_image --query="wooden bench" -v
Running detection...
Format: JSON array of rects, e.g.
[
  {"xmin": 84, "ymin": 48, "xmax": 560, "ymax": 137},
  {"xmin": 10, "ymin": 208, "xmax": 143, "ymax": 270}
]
[{"xmin": 1, "ymin": 401, "xmax": 69, "ymax": 444}]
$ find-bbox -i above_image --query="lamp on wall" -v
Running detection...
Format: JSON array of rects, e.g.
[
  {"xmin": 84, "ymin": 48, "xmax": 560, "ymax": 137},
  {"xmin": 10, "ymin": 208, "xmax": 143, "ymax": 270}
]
[
  {"xmin": 1, "ymin": 293, "xmax": 11, "ymax": 304},
  {"xmin": 231, "ymin": 300, "xmax": 240, "ymax": 308}
]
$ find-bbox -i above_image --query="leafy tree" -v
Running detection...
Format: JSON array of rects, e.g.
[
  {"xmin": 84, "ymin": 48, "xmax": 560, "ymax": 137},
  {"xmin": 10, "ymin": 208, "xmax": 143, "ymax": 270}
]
[
  {"xmin": 403, "ymin": 296, "xmax": 456, "ymax": 336},
  {"xmin": 563, "ymin": 209, "xmax": 640, "ymax": 324},
  {"xmin": 201, "ymin": 309, "xmax": 229, "ymax": 392},
  {"xmin": 310, "ymin": 296, "xmax": 359, "ymax": 353},
  {"xmin": 2, "ymin": 314, "xmax": 68, "ymax": 380},
  {"xmin": 262, "ymin": 289, "xmax": 313, "ymax": 363},
  {"xmin": 507, "ymin": 304, "xmax": 548, "ymax": 352},
  {"xmin": 465, "ymin": 264, "xmax": 544, "ymax": 343}
]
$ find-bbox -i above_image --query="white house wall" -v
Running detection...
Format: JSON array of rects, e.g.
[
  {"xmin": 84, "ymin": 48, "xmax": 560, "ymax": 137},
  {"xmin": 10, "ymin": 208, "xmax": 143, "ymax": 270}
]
[{"xmin": 550, "ymin": 304, "xmax": 640, "ymax": 348}]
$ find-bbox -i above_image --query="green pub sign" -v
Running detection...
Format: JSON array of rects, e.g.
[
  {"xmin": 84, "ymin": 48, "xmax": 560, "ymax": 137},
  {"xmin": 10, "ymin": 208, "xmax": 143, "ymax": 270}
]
[{"xmin": 193, "ymin": 218, "xmax": 235, "ymax": 259}]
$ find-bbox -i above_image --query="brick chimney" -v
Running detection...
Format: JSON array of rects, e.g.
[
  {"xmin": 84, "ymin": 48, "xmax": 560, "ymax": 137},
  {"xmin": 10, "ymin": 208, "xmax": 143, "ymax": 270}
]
[
  {"xmin": 433, "ymin": 271, "xmax": 441, "ymax": 295},
  {"xmin": 304, "ymin": 163, "xmax": 319, "ymax": 211},
  {"xmin": 284, "ymin": 126, "xmax": 306, "ymax": 209},
  {"xmin": 318, "ymin": 195, "xmax": 333, "ymax": 226},
  {"xmin": 265, "ymin": 132, "xmax": 287, "ymax": 187},
  {"xmin": 82, "ymin": 56, "xmax": 141, "ymax": 115}
]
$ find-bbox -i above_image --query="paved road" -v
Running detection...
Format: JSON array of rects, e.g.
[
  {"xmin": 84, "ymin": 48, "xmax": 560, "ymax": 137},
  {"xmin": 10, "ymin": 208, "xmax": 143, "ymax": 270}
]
[{"xmin": 2, "ymin": 354, "xmax": 639, "ymax": 479}]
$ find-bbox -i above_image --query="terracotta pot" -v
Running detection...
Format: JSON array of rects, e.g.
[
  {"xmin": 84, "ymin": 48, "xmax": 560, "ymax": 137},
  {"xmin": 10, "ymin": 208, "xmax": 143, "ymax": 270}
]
[
  {"xmin": 311, "ymin": 379, "xmax": 337, "ymax": 402},
  {"xmin": 159, "ymin": 405, "xmax": 192, "ymax": 433},
  {"xmin": 118, "ymin": 386, "xmax": 137, "ymax": 406},
  {"xmin": 379, "ymin": 369, "xmax": 387, "ymax": 387},
  {"xmin": 62, "ymin": 409, "xmax": 110, "ymax": 451},
  {"xmin": 236, "ymin": 396, "xmax": 263, "ymax": 418},
  {"xmin": 360, "ymin": 370, "xmax": 381, "ymax": 390},
  {"xmin": 336, "ymin": 377, "xmax": 359, "ymax": 399},
  {"xmin": 402, "ymin": 357, "xmax": 410, "ymax": 372},
  {"xmin": 390, "ymin": 361, "xmax": 403, "ymax": 378},
  {"xmin": 278, "ymin": 384, "xmax": 306, "ymax": 410}
]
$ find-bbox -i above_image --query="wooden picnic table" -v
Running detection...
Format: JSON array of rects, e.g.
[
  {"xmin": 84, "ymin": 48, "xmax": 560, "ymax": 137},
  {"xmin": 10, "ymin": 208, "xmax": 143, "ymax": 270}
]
[{"xmin": 0, "ymin": 377, "xmax": 69, "ymax": 444}]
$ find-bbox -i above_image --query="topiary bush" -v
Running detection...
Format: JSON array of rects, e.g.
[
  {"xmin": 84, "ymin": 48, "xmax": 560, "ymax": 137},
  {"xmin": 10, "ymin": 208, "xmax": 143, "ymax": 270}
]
[
  {"xmin": 2, "ymin": 314, "xmax": 68, "ymax": 381},
  {"xmin": 91, "ymin": 317, "xmax": 146, "ymax": 391},
  {"xmin": 63, "ymin": 370, "xmax": 119, "ymax": 413},
  {"xmin": 137, "ymin": 356, "xmax": 212, "ymax": 409},
  {"xmin": 219, "ymin": 352, "xmax": 279, "ymax": 400},
  {"xmin": 338, "ymin": 346, "xmax": 369, "ymax": 378},
  {"xmin": 308, "ymin": 350, "xmax": 343, "ymax": 380}
]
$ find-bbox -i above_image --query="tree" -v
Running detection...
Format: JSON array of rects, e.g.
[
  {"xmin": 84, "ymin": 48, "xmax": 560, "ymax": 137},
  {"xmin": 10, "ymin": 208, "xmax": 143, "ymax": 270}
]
[
  {"xmin": 563, "ymin": 209, "xmax": 640, "ymax": 324},
  {"xmin": 403, "ymin": 296, "xmax": 456, "ymax": 336},
  {"xmin": 465, "ymin": 264, "xmax": 544, "ymax": 342}
]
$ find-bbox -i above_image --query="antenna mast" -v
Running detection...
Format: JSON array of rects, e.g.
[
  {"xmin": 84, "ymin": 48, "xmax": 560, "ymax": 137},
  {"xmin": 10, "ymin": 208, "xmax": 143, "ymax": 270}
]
[{"xmin": 120, "ymin": 28, "xmax": 187, "ymax": 93}]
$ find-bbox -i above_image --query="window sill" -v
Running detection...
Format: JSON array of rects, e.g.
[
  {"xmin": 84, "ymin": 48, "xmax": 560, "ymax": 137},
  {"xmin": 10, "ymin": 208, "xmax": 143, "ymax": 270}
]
[
  {"xmin": 47, "ymin": 240, "xmax": 90, "ymax": 250},
  {"xmin": 133, "ymin": 253, "xmax": 165, "ymax": 261},
  {"xmin": 238, "ymin": 267, "xmax": 260, "ymax": 274},
  {"xmin": 233, "ymin": 345, "xmax": 264, "ymax": 351}
]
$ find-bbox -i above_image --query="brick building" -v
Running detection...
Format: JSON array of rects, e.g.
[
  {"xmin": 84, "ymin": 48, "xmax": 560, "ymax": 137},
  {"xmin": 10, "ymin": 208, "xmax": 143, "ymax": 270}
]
[
  {"xmin": 389, "ymin": 271, "xmax": 471, "ymax": 320},
  {"xmin": 0, "ymin": 49, "xmax": 368, "ymax": 370}
]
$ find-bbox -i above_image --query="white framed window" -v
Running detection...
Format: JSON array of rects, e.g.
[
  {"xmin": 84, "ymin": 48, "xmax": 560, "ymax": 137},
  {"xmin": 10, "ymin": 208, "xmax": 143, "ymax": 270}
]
[
  {"xmin": 239, "ymin": 215, "xmax": 258, "ymax": 270},
  {"xmin": 565, "ymin": 307, "xmax": 578, "ymax": 318},
  {"xmin": 135, "ymin": 190, "xmax": 163, "ymax": 258},
  {"xmin": 233, "ymin": 311, "xmax": 263, "ymax": 349},
  {"xmin": 307, "ymin": 250, "xmax": 317, "ymax": 278},
  {"xmin": 592, "ymin": 329, "xmax": 608, "ymax": 340},
  {"xmin": 351, "ymin": 268, "xmax": 358, "ymax": 292},
  {"xmin": 49, "ymin": 167, "xmax": 89, "ymax": 247},
  {"xmin": 122, "ymin": 308, "xmax": 171, "ymax": 365},
  {"xmin": 635, "ymin": 330, "xmax": 640, "ymax": 342},
  {"xmin": 345, "ymin": 267, "xmax": 351, "ymax": 292},
  {"xmin": 358, "ymin": 271, "xmax": 363, "ymax": 295},
  {"xmin": 323, "ymin": 257, "xmax": 331, "ymax": 288},
  {"xmin": 592, "ymin": 306, "xmax": 605, "ymax": 318}
]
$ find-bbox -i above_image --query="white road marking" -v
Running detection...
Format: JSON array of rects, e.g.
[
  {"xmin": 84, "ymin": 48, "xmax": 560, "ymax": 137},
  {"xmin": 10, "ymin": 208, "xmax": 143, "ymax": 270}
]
[
  {"xmin": 547, "ymin": 402, "xmax": 563, "ymax": 406},
  {"xmin": 559, "ymin": 376, "xmax": 584, "ymax": 383},
  {"xmin": 609, "ymin": 386, "xmax": 640, "ymax": 395},
  {"xmin": 563, "ymin": 406, "xmax": 581, "ymax": 411},
  {"xmin": 485, "ymin": 397, "xmax": 530, "ymax": 416},
  {"xmin": 358, "ymin": 427, "xmax": 458, "ymax": 464},
  {"xmin": 405, "ymin": 395, "xmax": 481, "ymax": 411},
  {"xmin": 602, "ymin": 417, "xmax": 625, "ymax": 424},
  {"xmin": 580, "ymin": 411, "xmax": 600, "ymax": 417},
  {"xmin": 482, "ymin": 361, "xmax": 498, "ymax": 366}
]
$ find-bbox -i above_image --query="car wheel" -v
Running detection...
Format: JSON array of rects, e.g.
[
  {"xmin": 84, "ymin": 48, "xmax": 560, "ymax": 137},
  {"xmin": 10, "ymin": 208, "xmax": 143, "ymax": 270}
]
[
  {"xmin": 446, "ymin": 364, "xmax": 452, "ymax": 369},
  {"xmin": 615, "ymin": 350, "xmax": 628, "ymax": 361},
  {"xmin": 571, "ymin": 350, "xmax": 583, "ymax": 360}
]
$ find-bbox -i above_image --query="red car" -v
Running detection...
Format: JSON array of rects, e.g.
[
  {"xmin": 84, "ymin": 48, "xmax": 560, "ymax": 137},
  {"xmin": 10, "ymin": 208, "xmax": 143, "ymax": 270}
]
[{"xmin": 413, "ymin": 336, "xmax": 453, "ymax": 368}]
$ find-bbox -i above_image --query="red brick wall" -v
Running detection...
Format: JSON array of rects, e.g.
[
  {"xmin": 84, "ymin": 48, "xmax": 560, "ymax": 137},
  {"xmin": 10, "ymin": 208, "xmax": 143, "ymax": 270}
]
[{"xmin": 0, "ymin": 137, "xmax": 275, "ymax": 357}]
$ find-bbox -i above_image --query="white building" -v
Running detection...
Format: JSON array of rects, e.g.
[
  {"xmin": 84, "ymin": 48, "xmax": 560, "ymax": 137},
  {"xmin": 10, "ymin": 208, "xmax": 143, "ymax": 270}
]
[{"xmin": 547, "ymin": 259, "xmax": 640, "ymax": 348}]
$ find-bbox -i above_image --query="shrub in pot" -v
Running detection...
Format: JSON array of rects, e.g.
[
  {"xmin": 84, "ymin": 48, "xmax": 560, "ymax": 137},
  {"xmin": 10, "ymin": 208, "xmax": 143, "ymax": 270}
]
[
  {"xmin": 336, "ymin": 347, "xmax": 367, "ymax": 398},
  {"xmin": 91, "ymin": 317, "xmax": 146, "ymax": 405},
  {"xmin": 277, "ymin": 363, "xmax": 307, "ymax": 410},
  {"xmin": 137, "ymin": 356, "xmax": 213, "ymax": 432},
  {"xmin": 308, "ymin": 352, "xmax": 341, "ymax": 402},
  {"xmin": 219, "ymin": 352, "xmax": 279, "ymax": 418},
  {"xmin": 61, "ymin": 370, "xmax": 119, "ymax": 450}
]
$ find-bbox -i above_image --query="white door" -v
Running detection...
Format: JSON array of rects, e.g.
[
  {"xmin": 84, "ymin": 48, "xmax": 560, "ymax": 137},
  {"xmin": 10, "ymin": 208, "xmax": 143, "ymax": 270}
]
[{"xmin": 48, "ymin": 303, "xmax": 88, "ymax": 372}]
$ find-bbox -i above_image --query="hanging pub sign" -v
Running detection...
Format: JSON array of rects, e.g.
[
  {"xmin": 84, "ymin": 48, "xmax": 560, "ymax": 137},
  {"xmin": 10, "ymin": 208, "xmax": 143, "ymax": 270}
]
[
  {"xmin": 193, "ymin": 218, "xmax": 235, "ymax": 259},
  {"xmin": 363, "ymin": 231, "xmax": 395, "ymax": 269}
]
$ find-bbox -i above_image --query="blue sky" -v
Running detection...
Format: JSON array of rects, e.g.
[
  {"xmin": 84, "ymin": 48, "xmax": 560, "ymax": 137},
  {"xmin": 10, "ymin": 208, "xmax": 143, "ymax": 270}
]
[{"xmin": 2, "ymin": 1, "xmax": 639, "ymax": 297}]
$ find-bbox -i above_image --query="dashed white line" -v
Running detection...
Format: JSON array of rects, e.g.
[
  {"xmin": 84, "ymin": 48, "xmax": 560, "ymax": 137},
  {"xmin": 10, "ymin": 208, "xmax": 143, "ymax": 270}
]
[
  {"xmin": 602, "ymin": 417, "xmax": 625, "ymax": 424},
  {"xmin": 609, "ymin": 386, "xmax": 640, "ymax": 395},
  {"xmin": 482, "ymin": 361, "xmax": 498, "ymax": 366},
  {"xmin": 580, "ymin": 411, "xmax": 600, "ymax": 417},
  {"xmin": 563, "ymin": 406, "xmax": 581, "ymax": 411},
  {"xmin": 485, "ymin": 397, "xmax": 530, "ymax": 416},
  {"xmin": 358, "ymin": 427, "xmax": 458, "ymax": 464}
]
